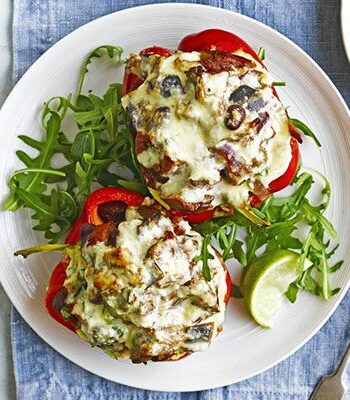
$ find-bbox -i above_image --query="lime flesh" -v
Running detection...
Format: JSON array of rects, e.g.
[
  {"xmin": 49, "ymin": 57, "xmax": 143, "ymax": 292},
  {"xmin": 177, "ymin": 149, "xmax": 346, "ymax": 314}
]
[{"xmin": 241, "ymin": 250, "xmax": 308, "ymax": 328}]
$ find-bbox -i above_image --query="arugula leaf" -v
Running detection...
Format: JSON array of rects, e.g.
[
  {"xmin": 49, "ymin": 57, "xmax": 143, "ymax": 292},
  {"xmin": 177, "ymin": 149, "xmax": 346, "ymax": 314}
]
[
  {"xmin": 193, "ymin": 216, "xmax": 233, "ymax": 236},
  {"xmin": 193, "ymin": 170, "xmax": 342, "ymax": 303},
  {"xmin": 231, "ymin": 284, "xmax": 243, "ymax": 299},
  {"xmin": 329, "ymin": 260, "xmax": 343, "ymax": 273},
  {"xmin": 194, "ymin": 235, "xmax": 214, "ymax": 281},
  {"xmin": 4, "ymin": 45, "xmax": 141, "ymax": 242},
  {"xmin": 76, "ymin": 45, "xmax": 124, "ymax": 99},
  {"xmin": 304, "ymin": 167, "xmax": 331, "ymax": 211},
  {"xmin": 262, "ymin": 173, "xmax": 313, "ymax": 222},
  {"xmin": 285, "ymin": 282, "xmax": 298, "ymax": 303},
  {"xmin": 301, "ymin": 201, "xmax": 337, "ymax": 238},
  {"xmin": 117, "ymin": 179, "xmax": 148, "ymax": 195},
  {"xmin": 297, "ymin": 268, "xmax": 321, "ymax": 296},
  {"xmin": 4, "ymin": 111, "xmax": 63, "ymax": 212},
  {"xmin": 230, "ymin": 240, "xmax": 247, "ymax": 266},
  {"xmin": 17, "ymin": 188, "xmax": 77, "ymax": 243},
  {"xmin": 236, "ymin": 206, "xmax": 270, "ymax": 226},
  {"xmin": 245, "ymin": 226, "xmax": 267, "ymax": 264},
  {"xmin": 216, "ymin": 223, "xmax": 236, "ymax": 261},
  {"xmin": 290, "ymin": 118, "xmax": 321, "ymax": 147}
]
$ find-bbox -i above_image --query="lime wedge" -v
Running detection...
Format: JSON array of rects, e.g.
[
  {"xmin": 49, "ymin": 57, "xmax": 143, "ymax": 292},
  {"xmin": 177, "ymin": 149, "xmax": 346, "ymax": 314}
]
[{"xmin": 241, "ymin": 250, "xmax": 311, "ymax": 328}]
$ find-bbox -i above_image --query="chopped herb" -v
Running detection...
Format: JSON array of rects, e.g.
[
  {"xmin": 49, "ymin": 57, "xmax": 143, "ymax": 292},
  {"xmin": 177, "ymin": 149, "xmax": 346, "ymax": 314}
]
[
  {"xmin": 60, "ymin": 310, "xmax": 72, "ymax": 320},
  {"xmin": 257, "ymin": 47, "xmax": 266, "ymax": 61},
  {"xmin": 272, "ymin": 81, "xmax": 286, "ymax": 86}
]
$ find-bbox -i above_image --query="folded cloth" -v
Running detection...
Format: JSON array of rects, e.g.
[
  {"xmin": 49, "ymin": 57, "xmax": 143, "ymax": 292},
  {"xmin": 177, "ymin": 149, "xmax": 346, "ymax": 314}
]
[{"xmin": 11, "ymin": 1, "xmax": 350, "ymax": 399}]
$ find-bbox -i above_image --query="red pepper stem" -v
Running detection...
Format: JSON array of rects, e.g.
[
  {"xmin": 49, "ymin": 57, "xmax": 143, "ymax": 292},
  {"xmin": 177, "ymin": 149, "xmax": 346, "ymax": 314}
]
[{"xmin": 14, "ymin": 243, "xmax": 76, "ymax": 258}]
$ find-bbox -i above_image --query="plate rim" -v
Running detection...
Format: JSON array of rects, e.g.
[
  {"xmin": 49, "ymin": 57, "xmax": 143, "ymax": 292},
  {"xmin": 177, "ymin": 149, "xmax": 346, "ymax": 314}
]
[{"xmin": 1, "ymin": 2, "xmax": 350, "ymax": 392}]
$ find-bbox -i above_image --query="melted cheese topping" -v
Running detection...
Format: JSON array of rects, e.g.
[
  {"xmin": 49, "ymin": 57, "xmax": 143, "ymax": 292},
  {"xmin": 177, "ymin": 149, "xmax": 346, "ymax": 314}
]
[
  {"xmin": 62, "ymin": 200, "xmax": 227, "ymax": 362},
  {"xmin": 122, "ymin": 50, "xmax": 292, "ymax": 210}
]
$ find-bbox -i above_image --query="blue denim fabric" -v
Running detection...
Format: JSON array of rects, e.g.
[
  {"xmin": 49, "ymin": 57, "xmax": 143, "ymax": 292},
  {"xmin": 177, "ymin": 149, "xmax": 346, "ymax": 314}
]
[{"xmin": 11, "ymin": 1, "xmax": 350, "ymax": 399}]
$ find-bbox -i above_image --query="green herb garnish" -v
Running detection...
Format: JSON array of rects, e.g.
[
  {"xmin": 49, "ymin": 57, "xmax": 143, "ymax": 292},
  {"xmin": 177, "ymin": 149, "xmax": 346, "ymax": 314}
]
[
  {"xmin": 60, "ymin": 310, "xmax": 72, "ymax": 320},
  {"xmin": 76, "ymin": 45, "xmax": 124, "ymax": 100},
  {"xmin": 257, "ymin": 47, "xmax": 266, "ymax": 61},
  {"xmin": 194, "ymin": 235, "xmax": 214, "ymax": 281},
  {"xmin": 193, "ymin": 171, "xmax": 342, "ymax": 301},
  {"xmin": 3, "ymin": 45, "xmax": 146, "ymax": 242},
  {"xmin": 291, "ymin": 118, "xmax": 321, "ymax": 147},
  {"xmin": 272, "ymin": 81, "xmax": 286, "ymax": 86},
  {"xmin": 231, "ymin": 284, "xmax": 243, "ymax": 299}
]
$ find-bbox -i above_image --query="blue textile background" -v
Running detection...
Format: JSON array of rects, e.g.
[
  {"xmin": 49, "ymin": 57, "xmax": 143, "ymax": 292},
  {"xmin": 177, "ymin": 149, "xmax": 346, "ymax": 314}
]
[{"xmin": 11, "ymin": 1, "xmax": 350, "ymax": 399}]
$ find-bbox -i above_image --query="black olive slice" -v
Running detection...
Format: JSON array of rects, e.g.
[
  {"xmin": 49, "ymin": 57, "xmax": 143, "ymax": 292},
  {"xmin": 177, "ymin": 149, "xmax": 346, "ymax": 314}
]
[
  {"xmin": 97, "ymin": 201, "xmax": 128, "ymax": 223},
  {"xmin": 160, "ymin": 75, "xmax": 184, "ymax": 98},
  {"xmin": 229, "ymin": 85, "xmax": 256, "ymax": 104},
  {"xmin": 247, "ymin": 95, "xmax": 266, "ymax": 112}
]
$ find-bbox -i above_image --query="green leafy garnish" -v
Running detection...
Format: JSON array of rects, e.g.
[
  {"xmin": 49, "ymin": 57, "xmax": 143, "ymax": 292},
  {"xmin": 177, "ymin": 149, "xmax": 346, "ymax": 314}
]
[
  {"xmin": 194, "ymin": 235, "xmax": 214, "ymax": 281},
  {"xmin": 3, "ymin": 45, "xmax": 144, "ymax": 242},
  {"xmin": 76, "ymin": 45, "xmax": 124, "ymax": 99},
  {"xmin": 193, "ymin": 171, "xmax": 342, "ymax": 301},
  {"xmin": 291, "ymin": 118, "xmax": 321, "ymax": 147},
  {"xmin": 257, "ymin": 47, "xmax": 266, "ymax": 61},
  {"xmin": 117, "ymin": 179, "xmax": 149, "ymax": 195},
  {"xmin": 285, "ymin": 282, "xmax": 298, "ymax": 303},
  {"xmin": 231, "ymin": 284, "xmax": 243, "ymax": 299},
  {"xmin": 236, "ymin": 206, "xmax": 270, "ymax": 227}
]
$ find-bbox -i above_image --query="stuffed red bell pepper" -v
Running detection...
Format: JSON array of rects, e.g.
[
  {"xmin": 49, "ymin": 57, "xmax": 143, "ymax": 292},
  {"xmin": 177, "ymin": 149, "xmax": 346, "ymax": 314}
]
[
  {"xmin": 122, "ymin": 29, "xmax": 301, "ymax": 213},
  {"xmin": 16, "ymin": 188, "xmax": 232, "ymax": 363}
]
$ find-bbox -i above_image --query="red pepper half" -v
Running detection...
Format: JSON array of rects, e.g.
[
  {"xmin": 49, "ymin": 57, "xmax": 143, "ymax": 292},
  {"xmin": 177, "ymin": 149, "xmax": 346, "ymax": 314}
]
[
  {"xmin": 178, "ymin": 28, "xmax": 262, "ymax": 63},
  {"xmin": 84, "ymin": 187, "xmax": 145, "ymax": 225},
  {"xmin": 45, "ymin": 215, "xmax": 85, "ymax": 331},
  {"xmin": 122, "ymin": 73, "xmax": 144, "ymax": 96},
  {"xmin": 123, "ymin": 30, "xmax": 299, "ymax": 210},
  {"xmin": 45, "ymin": 258, "xmax": 76, "ymax": 331},
  {"xmin": 269, "ymin": 137, "xmax": 299, "ymax": 192},
  {"xmin": 224, "ymin": 269, "xmax": 232, "ymax": 305},
  {"xmin": 178, "ymin": 29, "xmax": 281, "ymax": 99},
  {"xmin": 250, "ymin": 137, "xmax": 299, "ymax": 207}
]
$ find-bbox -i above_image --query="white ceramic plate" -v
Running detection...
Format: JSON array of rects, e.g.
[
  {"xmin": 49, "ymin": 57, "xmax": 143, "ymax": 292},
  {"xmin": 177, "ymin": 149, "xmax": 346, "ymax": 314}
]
[{"xmin": 1, "ymin": 3, "xmax": 350, "ymax": 392}]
